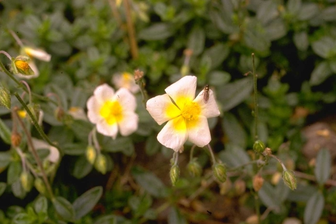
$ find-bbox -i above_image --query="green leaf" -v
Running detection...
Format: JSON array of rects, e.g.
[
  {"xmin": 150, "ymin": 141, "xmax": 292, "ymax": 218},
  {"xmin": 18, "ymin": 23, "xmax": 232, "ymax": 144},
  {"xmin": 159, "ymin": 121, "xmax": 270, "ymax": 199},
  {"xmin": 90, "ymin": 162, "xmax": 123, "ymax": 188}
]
[
  {"xmin": 0, "ymin": 151, "xmax": 11, "ymax": 169},
  {"xmin": 275, "ymin": 181, "xmax": 290, "ymax": 203},
  {"xmin": 314, "ymin": 148, "xmax": 331, "ymax": 185},
  {"xmin": 73, "ymin": 186, "xmax": 103, "ymax": 220},
  {"xmin": 168, "ymin": 207, "xmax": 187, "ymax": 224},
  {"xmin": 297, "ymin": 3, "xmax": 319, "ymax": 21},
  {"xmin": 70, "ymin": 120, "xmax": 92, "ymax": 141},
  {"xmin": 257, "ymin": 1, "xmax": 279, "ymax": 24},
  {"xmin": 0, "ymin": 182, "xmax": 6, "ymax": 197},
  {"xmin": 13, "ymin": 213, "xmax": 36, "ymax": 224},
  {"xmin": 259, "ymin": 182, "xmax": 280, "ymax": 210},
  {"xmin": 145, "ymin": 135, "xmax": 161, "ymax": 156},
  {"xmin": 328, "ymin": 59, "xmax": 336, "ymax": 74},
  {"xmin": 203, "ymin": 43, "xmax": 229, "ymax": 69},
  {"xmin": 63, "ymin": 143, "xmax": 87, "ymax": 155},
  {"xmin": 287, "ymin": 184, "xmax": 317, "ymax": 202},
  {"xmin": 217, "ymin": 77, "xmax": 253, "ymax": 111},
  {"xmin": 52, "ymin": 196, "xmax": 75, "ymax": 222},
  {"xmin": 187, "ymin": 26, "xmax": 205, "ymax": 56},
  {"xmin": 7, "ymin": 161, "xmax": 22, "ymax": 185},
  {"xmin": 208, "ymin": 71, "xmax": 231, "ymax": 86},
  {"xmin": 100, "ymin": 137, "xmax": 134, "ymax": 156},
  {"xmin": 287, "ymin": 0, "xmax": 301, "ymax": 14},
  {"xmin": 321, "ymin": 6, "xmax": 336, "ymax": 21},
  {"xmin": 293, "ymin": 31, "xmax": 309, "ymax": 51},
  {"xmin": 222, "ymin": 112, "xmax": 247, "ymax": 148},
  {"xmin": 265, "ymin": 19, "xmax": 287, "ymax": 41},
  {"xmin": 218, "ymin": 144, "xmax": 250, "ymax": 168},
  {"xmin": 128, "ymin": 195, "xmax": 152, "ymax": 218},
  {"xmin": 12, "ymin": 179, "xmax": 26, "ymax": 199},
  {"xmin": 309, "ymin": 61, "xmax": 333, "ymax": 86},
  {"xmin": 0, "ymin": 118, "xmax": 11, "ymax": 144},
  {"xmin": 34, "ymin": 196, "xmax": 48, "ymax": 214},
  {"xmin": 304, "ymin": 191, "xmax": 325, "ymax": 224},
  {"xmin": 312, "ymin": 37, "xmax": 336, "ymax": 59},
  {"xmin": 132, "ymin": 167, "xmax": 168, "ymax": 198},
  {"xmin": 138, "ymin": 23, "xmax": 174, "ymax": 40},
  {"xmin": 72, "ymin": 155, "xmax": 93, "ymax": 179},
  {"xmin": 94, "ymin": 215, "xmax": 128, "ymax": 224}
]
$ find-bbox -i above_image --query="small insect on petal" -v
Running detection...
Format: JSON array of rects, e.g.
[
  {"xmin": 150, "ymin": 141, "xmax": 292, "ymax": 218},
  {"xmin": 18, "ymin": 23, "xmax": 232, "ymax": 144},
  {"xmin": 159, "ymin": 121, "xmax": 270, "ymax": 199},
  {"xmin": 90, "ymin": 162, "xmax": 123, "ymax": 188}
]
[{"xmin": 203, "ymin": 84, "xmax": 210, "ymax": 103}]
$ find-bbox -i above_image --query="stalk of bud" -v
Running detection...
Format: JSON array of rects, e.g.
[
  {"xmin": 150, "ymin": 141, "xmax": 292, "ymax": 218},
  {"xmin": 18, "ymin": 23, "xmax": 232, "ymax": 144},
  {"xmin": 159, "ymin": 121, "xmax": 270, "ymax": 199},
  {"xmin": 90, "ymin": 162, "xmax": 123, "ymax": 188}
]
[
  {"xmin": 282, "ymin": 170, "xmax": 297, "ymax": 190},
  {"xmin": 213, "ymin": 163, "xmax": 227, "ymax": 183},
  {"xmin": 253, "ymin": 174, "xmax": 264, "ymax": 192},
  {"xmin": 170, "ymin": 164, "xmax": 180, "ymax": 186}
]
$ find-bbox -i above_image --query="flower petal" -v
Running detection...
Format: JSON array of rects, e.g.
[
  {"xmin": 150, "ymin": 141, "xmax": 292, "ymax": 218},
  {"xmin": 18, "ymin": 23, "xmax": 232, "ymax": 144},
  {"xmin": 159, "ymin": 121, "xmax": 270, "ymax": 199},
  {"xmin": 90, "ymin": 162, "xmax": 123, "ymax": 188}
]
[
  {"xmin": 194, "ymin": 89, "xmax": 220, "ymax": 118},
  {"xmin": 94, "ymin": 84, "xmax": 115, "ymax": 103},
  {"xmin": 165, "ymin": 76, "xmax": 197, "ymax": 103},
  {"xmin": 114, "ymin": 88, "xmax": 136, "ymax": 111},
  {"xmin": 146, "ymin": 94, "xmax": 180, "ymax": 125},
  {"xmin": 96, "ymin": 120, "xmax": 118, "ymax": 139},
  {"xmin": 24, "ymin": 47, "xmax": 51, "ymax": 61},
  {"xmin": 187, "ymin": 116, "xmax": 211, "ymax": 147},
  {"xmin": 119, "ymin": 111, "xmax": 138, "ymax": 136},
  {"xmin": 87, "ymin": 96, "xmax": 102, "ymax": 124},
  {"xmin": 157, "ymin": 117, "xmax": 187, "ymax": 152}
]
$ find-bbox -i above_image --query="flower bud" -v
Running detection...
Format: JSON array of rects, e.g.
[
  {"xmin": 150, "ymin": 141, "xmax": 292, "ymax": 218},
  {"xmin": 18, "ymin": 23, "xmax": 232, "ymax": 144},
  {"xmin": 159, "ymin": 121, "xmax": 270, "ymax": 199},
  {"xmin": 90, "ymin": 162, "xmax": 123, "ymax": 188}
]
[
  {"xmin": 12, "ymin": 55, "xmax": 34, "ymax": 76},
  {"xmin": 253, "ymin": 140, "xmax": 265, "ymax": 153},
  {"xmin": 263, "ymin": 147, "xmax": 272, "ymax": 156},
  {"xmin": 187, "ymin": 159, "xmax": 202, "ymax": 177},
  {"xmin": 11, "ymin": 132, "xmax": 21, "ymax": 147},
  {"xmin": 170, "ymin": 164, "xmax": 180, "ymax": 186},
  {"xmin": 234, "ymin": 179, "xmax": 246, "ymax": 196},
  {"xmin": 282, "ymin": 170, "xmax": 297, "ymax": 190},
  {"xmin": 34, "ymin": 178, "xmax": 47, "ymax": 196},
  {"xmin": 253, "ymin": 174, "xmax": 264, "ymax": 192},
  {"xmin": 0, "ymin": 85, "xmax": 11, "ymax": 109},
  {"xmin": 213, "ymin": 163, "xmax": 227, "ymax": 183},
  {"xmin": 94, "ymin": 154, "xmax": 107, "ymax": 174},
  {"xmin": 20, "ymin": 171, "xmax": 34, "ymax": 192},
  {"xmin": 54, "ymin": 107, "xmax": 65, "ymax": 122},
  {"xmin": 86, "ymin": 146, "xmax": 97, "ymax": 165}
]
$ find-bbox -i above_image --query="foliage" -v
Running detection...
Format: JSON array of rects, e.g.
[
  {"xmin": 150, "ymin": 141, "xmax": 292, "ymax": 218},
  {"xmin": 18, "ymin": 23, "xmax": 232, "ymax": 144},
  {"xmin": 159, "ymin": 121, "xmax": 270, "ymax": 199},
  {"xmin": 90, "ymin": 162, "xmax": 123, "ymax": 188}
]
[{"xmin": 0, "ymin": 0, "xmax": 336, "ymax": 223}]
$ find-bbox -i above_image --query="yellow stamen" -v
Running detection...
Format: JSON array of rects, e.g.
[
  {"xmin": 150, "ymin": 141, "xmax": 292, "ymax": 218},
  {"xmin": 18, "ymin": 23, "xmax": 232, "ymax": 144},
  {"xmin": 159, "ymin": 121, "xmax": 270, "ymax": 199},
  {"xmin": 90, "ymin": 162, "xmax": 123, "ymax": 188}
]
[
  {"xmin": 15, "ymin": 60, "xmax": 30, "ymax": 72},
  {"xmin": 99, "ymin": 101, "xmax": 123, "ymax": 125},
  {"xmin": 17, "ymin": 110, "xmax": 27, "ymax": 118}
]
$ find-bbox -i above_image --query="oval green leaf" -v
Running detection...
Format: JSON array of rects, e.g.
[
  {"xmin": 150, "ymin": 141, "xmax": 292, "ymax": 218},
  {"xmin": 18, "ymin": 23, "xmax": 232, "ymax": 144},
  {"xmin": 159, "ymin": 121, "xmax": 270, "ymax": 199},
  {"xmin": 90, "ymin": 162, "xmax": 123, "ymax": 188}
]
[
  {"xmin": 314, "ymin": 148, "xmax": 331, "ymax": 185},
  {"xmin": 310, "ymin": 61, "xmax": 333, "ymax": 86},
  {"xmin": 304, "ymin": 191, "xmax": 324, "ymax": 224},
  {"xmin": 0, "ymin": 119, "xmax": 11, "ymax": 144},
  {"xmin": 52, "ymin": 196, "xmax": 75, "ymax": 222},
  {"xmin": 73, "ymin": 186, "xmax": 103, "ymax": 220}
]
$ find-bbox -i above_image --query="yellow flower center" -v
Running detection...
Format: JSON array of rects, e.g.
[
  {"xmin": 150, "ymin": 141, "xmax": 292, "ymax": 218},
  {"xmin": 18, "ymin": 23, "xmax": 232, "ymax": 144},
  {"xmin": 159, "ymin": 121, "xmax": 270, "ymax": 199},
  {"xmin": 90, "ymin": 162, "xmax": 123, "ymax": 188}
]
[
  {"xmin": 15, "ymin": 60, "xmax": 30, "ymax": 72},
  {"xmin": 180, "ymin": 101, "xmax": 201, "ymax": 121},
  {"xmin": 99, "ymin": 101, "xmax": 123, "ymax": 125}
]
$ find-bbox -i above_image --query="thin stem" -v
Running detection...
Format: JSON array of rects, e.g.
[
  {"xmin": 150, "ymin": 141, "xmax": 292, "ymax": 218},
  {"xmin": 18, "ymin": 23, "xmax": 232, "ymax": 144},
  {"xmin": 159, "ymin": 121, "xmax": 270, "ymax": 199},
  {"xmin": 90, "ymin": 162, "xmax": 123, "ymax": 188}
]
[
  {"xmin": 255, "ymin": 193, "xmax": 261, "ymax": 224},
  {"xmin": 46, "ymin": 92, "xmax": 62, "ymax": 108},
  {"xmin": 14, "ymin": 93, "xmax": 60, "ymax": 151},
  {"xmin": 13, "ymin": 108, "xmax": 54, "ymax": 198},
  {"xmin": 123, "ymin": 0, "xmax": 139, "ymax": 59},
  {"xmin": 9, "ymin": 30, "xmax": 24, "ymax": 47},
  {"xmin": 270, "ymin": 154, "xmax": 286, "ymax": 170},
  {"xmin": 0, "ymin": 50, "xmax": 12, "ymax": 60},
  {"xmin": 174, "ymin": 151, "xmax": 179, "ymax": 166},
  {"xmin": 21, "ymin": 81, "xmax": 32, "ymax": 104},
  {"xmin": 252, "ymin": 53, "xmax": 258, "ymax": 140},
  {"xmin": 190, "ymin": 145, "xmax": 196, "ymax": 161},
  {"xmin": 92, "ymin": 128, "xmax": 101, "ymax": 152},
  {"xmin": 207, "ymin": 144, "xmax": 217, "ymax": 165}
]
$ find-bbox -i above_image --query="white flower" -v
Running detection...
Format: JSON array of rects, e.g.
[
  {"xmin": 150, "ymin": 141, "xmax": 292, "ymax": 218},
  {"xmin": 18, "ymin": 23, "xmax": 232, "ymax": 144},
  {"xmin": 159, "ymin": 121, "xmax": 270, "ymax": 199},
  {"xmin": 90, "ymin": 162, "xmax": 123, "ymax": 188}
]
[
  {"xmin": 32, "ymin": 138, "xmax": 59, "ymax": 163},
  {"xmin": 112, "ymin": 72, "xmax": 139, "ymax": 93},
  {"xmin": 146, "ymin": 76, "xmax": 220, "ymax": 152},
  {"xmin": 22, "ymin": 47, "xmax": 51, "ymax": 62},
  {"xmin": 87, "ymin": 84, "xmax": 138, "ymax": 139}
]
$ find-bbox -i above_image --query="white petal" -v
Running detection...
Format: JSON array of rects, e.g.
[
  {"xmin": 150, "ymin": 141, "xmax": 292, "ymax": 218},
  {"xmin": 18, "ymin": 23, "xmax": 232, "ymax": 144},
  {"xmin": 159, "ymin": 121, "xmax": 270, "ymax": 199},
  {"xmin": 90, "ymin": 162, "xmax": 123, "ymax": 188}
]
[
  {"xmin": 96, "ymin": 120, "xmax": 118, "ymax": 139},
  {"xmin": 24, "ymin": 47, "xmax": 51, "ymax": 61},
  {"xmin": 187, "ymin": 116, "xmax": 211, "ymax": 147},
  {"xmin": 165, "ymin": 76, "xmax": 197, "ymax": 102},
  {"xmin": 94, "ymin": 84, "xmax": 115, "ymax": 103},
  {"xmin": 194, "ymin": 89, "xmax": 220, "ymax": 118},
  {"xmin": 119, "ymin": 112, "xmax": 138, "ymax": 136},
  {"xmin": 114, "ymin": 88, "xmax": 136, "ymax": 111},
  {"xmin": 86, "ymin": 96, "xmax": 102, "ymax": 124},
  {"xmin": 157, "ymin": 119, "xmax": 187, "ymax": 152},
  {"xmin": 146, "ymin": 94, "xmax": 179, "ymax": 125}
]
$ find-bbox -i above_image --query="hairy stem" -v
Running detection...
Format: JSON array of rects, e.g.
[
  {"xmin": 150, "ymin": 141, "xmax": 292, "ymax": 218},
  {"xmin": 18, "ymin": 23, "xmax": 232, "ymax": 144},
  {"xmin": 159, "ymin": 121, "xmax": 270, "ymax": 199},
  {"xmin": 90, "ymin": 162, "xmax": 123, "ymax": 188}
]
[{"xmin": 123, "ymin": 0, "xmax": 138, "ymax": 59}]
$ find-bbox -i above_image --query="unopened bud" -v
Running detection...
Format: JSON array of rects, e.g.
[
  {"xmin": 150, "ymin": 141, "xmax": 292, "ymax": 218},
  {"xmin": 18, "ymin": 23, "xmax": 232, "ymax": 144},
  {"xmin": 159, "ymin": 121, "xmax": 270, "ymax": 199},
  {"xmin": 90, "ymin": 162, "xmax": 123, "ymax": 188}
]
[
  {"xmin": 170, "ymin": 164, "xmax": 180, "ymax": 186},
  {"xmin": 12, "ymin": 55, "xmax": 34, "ymax": 76},
  {"xmin": 187, "ymin": 159, "xmax": 202, "ymax": 177},
  {"xmin": 253, "ymin": 175, "xmax": 264, "ymax": 192},
  {"xmin": 0, "ymin": 85, "xmax": 11, "ymax": 109},
  {"xmin": 234, "ymin": 179, "xmax": 246, "ymax": 195},
  {"xmin": 253, "ymin": 140, "xmax": 265, "ymax": 153},
  {"xmin": 11, "ymin": 132, "xmax": 21, "ymax": 147},
  {"xmin": 94, "ymin": 154, "xmax": 107, "ymax": 174},
  {"xmin": 134, "ymin": 69, "xmax": 144, "ymax": 83},
  {"xmin": 86, "ymin": 146, "xmax": 96, "ymax": 165},
  {"xmin": 20, "ymin": 171, "xmax": 34, "ymax": 192},
  {"xmin": 34, "ymin": 178, "xmax": 47, "ymax": 196},
  {"xmin": 213, "ymin": 163, "xmax": 227, "ymax": 183},
  {"xmin": 263, "ymin": 147, "xmax": 272, "ymax": 156},
  {"xmin": 219, "ymin": 178, "xmax": 232, "ymax": 195},
  {"xmin": 55, "ymin": 107, "xmax": 65, "ymax": 121},
  {"xmin": 282, "ymin": 170, "xmax": 297, "ymax": 190}
]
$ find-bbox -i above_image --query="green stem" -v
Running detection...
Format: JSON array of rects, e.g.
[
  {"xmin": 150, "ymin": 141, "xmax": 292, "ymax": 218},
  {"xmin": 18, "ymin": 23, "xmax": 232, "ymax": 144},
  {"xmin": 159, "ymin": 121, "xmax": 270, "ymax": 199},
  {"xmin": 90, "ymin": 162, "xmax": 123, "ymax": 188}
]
[
  {"xmin": 190, "ymin": 145, "xmax": 196, "ymax": 161},
  {"xmin": 14, "ymin": 93, "xmax": 60, "ymax": 151},
  {"xmin": 255, "ymin": 193, "xmax": 261, "ymax": 223},
  {"xmin": 252, "ymin": 53, "xmax": 258, "ymax": 140},
  {"xmin": 207, "ymin": 144, "xmax": 217, "ymax": 165},
  {"xmin": 13, "ymin": 108, "xmax": 54, "ymax": 199}
]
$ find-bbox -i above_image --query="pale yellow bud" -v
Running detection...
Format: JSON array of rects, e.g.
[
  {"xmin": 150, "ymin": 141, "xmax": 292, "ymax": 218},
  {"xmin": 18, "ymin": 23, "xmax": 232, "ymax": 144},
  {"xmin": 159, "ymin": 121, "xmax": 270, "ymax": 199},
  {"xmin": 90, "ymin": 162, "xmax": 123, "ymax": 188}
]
[
  {"xmin": 86, "ymin": 146, "xmax": 97, "ymax": 165},
  {"xmin": 253, "ymin": 175, "xmax": 264, "ymax": 192}
]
